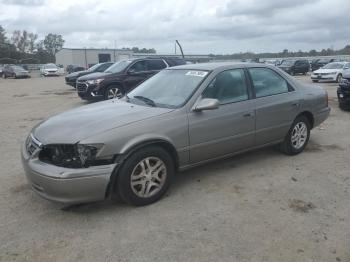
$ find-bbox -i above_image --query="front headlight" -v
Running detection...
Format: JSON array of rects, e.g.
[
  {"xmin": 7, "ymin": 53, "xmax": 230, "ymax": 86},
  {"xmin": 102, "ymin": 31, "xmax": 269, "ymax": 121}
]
[
  {"xmin": 39, "ymin": 143, "xmax": 115, "ymax": 168},
  {"xmin": 87, "ymin": 79, "xmax": 104, "ymax": 85}
]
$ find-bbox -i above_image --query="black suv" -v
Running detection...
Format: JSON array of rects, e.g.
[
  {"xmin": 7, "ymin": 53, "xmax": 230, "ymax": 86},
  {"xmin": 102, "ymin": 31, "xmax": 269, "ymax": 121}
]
[
  {"xmin": 76, "ymin": 57, "xmax": 186, "ymax": 101},
  {"xmin": 66, "ymin": 65, "xmax": 85, "ymax": 74},
  {"xmin": 337, "ymin": 70, "xmax": 350, "ymax": 110},
  {"xmin": 278, "ymin": 59, "xmax": 310, "ymax": 75},
  {"xmin": 311, "ymin": 58, "xmax": 339, "ymax": 71},
  {"xmin": 65, "ymin": 62, "xmax": 114, "ymax": 87}
]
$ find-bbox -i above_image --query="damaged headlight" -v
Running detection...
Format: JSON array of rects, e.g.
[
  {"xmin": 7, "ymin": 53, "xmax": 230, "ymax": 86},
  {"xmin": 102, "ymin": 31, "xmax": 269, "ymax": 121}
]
[{"xmin": 39, "ymin": 143, "xmax": 115, "ymax": 168}]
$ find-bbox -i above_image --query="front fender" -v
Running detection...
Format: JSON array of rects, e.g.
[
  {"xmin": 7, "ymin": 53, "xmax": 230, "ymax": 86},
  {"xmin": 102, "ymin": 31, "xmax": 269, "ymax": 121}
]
[{"xmin": 119, "ymin": 133, "xmax": 175, "ymax": 154}]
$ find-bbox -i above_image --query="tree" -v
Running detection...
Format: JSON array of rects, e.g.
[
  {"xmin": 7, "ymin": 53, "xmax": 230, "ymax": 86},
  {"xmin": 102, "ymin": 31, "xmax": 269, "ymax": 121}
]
[
  {"xmin": 309, "ymin": 49, "xmax": 317, "ymax": 56},
  {"xmin": 0, "ymin": 25, "xmax": 7, "ymax": 44},
  {"xmin": 34, "ymin": 40, "xmax": 55, "ymax": 63},
  {"xmin": 43, "ymin": 33, "xmax": 64, "ymax": 57},
  {"xmin": 28, "ymin": 33, "xmax": 38, "ymax": 53}
]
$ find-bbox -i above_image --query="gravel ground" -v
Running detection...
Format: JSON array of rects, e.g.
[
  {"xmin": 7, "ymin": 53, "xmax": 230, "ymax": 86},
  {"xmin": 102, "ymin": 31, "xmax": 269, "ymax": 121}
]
[{"xmin": 0, "ymin": 73, "xmax": 349, "ymax": 262}]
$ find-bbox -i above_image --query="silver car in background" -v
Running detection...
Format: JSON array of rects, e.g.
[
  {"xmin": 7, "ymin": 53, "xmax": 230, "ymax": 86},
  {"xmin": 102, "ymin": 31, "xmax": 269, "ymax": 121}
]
[
  {"xmin": 40, "ymin": 63, "xmax": 60, "ymax": 76},
  {"xmin": 21, "ymin": 63, "xmax": 330, "ymax": 206}
]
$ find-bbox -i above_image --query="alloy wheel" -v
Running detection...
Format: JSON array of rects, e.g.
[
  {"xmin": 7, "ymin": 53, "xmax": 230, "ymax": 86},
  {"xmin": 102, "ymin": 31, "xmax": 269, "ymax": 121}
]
[
  {"xmin": 291, "ymin": 122, "xmax": 307, "ymax": 149},
  {"xmin": 337, "ymin": 74, "xmax": 342, "ymax": 83},
  {"xmin": 130, "ymin": 157, "xmax": 167, "ymax": 198},
  {"xmin": 107, "ymin": 87, "xmax": 123, "ymax": 99}
]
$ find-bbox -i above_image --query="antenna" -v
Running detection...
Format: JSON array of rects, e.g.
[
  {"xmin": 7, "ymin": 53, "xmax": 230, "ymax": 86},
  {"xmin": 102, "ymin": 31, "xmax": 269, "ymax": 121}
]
[{"xmin": 175, "ymin": 40, "xmax": 184, "ymax": 59}]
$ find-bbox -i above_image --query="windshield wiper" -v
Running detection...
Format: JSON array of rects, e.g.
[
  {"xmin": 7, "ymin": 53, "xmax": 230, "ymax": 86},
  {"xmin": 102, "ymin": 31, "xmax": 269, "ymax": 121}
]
[{"xmin": 133, "ymin": 96, "xmax": 157, "ymax": 107}]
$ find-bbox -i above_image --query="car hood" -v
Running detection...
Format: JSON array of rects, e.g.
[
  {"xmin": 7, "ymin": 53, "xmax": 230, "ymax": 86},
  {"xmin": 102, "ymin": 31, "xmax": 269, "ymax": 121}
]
[
  {"xmin": 67, "ymin": 70, "xmax": 90, "ymax": 78},
  {"xmin": 313, "ymin": 68, "xmax": 341, "ymax": 74},
  {"xmin": 33, "ymin": 100, "xmax": 173, "ymax": 145},
  {"xmin": 78, "ymin": 72, "xmax": 112, "ymax": 81},
  {"xmin": 278, "ymin": 65, "xmax": 292, "ymax": 69}
]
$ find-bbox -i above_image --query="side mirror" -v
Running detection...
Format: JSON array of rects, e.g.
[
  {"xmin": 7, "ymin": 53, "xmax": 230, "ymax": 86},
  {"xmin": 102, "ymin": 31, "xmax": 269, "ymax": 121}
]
[{"xmin": 193, "ymin": 98, "xmax": 220, "ymax": 112}]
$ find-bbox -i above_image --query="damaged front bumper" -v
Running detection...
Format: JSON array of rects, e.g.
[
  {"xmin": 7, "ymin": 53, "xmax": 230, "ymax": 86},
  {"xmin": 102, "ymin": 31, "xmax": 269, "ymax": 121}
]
[{"xmin": 21, "ymin": 140, "xmax": 117, "ymax": 204}]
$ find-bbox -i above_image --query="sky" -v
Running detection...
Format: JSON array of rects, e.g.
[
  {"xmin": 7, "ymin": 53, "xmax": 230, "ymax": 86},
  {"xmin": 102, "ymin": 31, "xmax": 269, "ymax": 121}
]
[{"xmin": 0, "ymin": 0, "xmax": 349, "ymax": 54}]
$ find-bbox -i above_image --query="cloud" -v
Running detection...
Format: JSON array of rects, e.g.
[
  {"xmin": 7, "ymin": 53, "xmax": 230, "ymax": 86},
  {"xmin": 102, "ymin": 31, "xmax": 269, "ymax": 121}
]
[
  {"xmin": 216, "ymin": 0, "xmax": 318, "ymax": 17},
  {"xmin": 0, "ymin": 0, "xmax": 349, "ymax": 54},
  {"xmin": 0, "ymin": 0, "xmax": 45, "ymax": 6}
]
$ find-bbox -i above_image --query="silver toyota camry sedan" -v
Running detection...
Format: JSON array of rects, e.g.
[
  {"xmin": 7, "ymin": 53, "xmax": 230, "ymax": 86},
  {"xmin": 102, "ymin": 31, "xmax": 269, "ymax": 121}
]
[{"xmin": 21, "ymin": 63, "xmax": 330, "ymax": 206}]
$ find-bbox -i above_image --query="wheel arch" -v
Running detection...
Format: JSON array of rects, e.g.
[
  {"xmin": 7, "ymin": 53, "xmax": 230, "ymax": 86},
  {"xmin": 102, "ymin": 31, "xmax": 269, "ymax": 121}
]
[
  {"xmin": 105, "ymin": 81, "xmax": 124, "ymax": 91},
  {"xmin": 105, "ymin": 137, "xmax": 180, "ymax": 199},
  {"xmin": 297, "ymin": 111, "xmax": 314, "ymax": 129}
]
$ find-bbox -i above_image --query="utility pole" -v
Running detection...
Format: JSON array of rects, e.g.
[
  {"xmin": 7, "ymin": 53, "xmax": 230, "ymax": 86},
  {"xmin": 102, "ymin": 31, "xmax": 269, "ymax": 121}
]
[
  {"xmin": 114, "ymin": 40, "xmax": 117, "ymax": 62},
  {"xmin": 84, "ymin": 47, "xmax": 87, "ymax": 69}
]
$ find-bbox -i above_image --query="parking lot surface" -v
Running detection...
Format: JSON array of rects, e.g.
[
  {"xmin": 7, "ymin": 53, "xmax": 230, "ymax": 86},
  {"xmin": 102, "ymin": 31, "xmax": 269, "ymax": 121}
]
[{"xmin": 0, "ymin": 73, "xmax": 349, "ymax": 262}]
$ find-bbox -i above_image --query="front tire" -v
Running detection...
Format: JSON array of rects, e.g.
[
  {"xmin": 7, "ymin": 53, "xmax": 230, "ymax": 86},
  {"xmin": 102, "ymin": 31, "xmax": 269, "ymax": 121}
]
[
  {"xmin": 116, "ymin": 146, "xmax": 175, "ymax": 206},
  {"xmin": 104, "ymin": 85, "xmax": 123, "ymax": 100},
  {"xmin": 280, "ymin": 115, "xmax": 311, "ymax": 155},
  {"xmin": 336, "ymin": 74, "xmax": 342, "ymax": 83}
]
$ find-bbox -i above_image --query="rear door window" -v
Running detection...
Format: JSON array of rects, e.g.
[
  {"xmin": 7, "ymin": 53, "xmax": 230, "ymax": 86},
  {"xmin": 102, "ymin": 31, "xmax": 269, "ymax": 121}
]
[{"xmin": 248, "ymin": 68, "xmax": 289, "ymax": 98}]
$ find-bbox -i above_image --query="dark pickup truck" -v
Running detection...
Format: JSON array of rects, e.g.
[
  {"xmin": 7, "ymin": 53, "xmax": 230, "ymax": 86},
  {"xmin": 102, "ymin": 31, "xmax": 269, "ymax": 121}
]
[{"xmin": 76, "ymin": 57, "xmax": 186, "ymax": 101}]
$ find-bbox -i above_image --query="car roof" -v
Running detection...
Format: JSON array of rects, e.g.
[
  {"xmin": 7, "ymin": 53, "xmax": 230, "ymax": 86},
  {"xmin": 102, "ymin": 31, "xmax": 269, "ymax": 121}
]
[{"xmin": 168, "ymin": 62, "xmax": 265, "ymax": 71}]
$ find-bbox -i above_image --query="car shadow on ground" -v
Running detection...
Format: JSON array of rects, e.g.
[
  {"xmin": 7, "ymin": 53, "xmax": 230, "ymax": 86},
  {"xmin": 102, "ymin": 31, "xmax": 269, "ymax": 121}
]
[{"xmin": 60, "ymin": 145, "xmax": 283, "ymax": 214}]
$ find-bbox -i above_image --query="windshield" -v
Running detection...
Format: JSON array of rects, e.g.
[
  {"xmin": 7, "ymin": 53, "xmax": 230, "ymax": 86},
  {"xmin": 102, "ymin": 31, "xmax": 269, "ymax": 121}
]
[
  {"xmin": 105, "ymin": 60, "xmax": 132, "ymax": 73},
  {"xmin": 281, "ymin": 60, "xmax": 295, "ymax": 66},
  {"xmin": 322, "ymin": 62, "xmax": 344, "ymax": 69},
  {"xmin": 87, "ymin": 63, "xmax": 101, "ymax": 72},
  {"xmin": 13, "ymin": 66, "xmax": 24, "ymax": 70},
  {"xmin": 127, "ymin": 69, "xmax": 208, "ymax": 108},
  {"xmin": 318, "ymin": 59, "xmax": 331, "ymax": 63},
  {"xmin": 45, "ymin": 64, "xmax": 57, "ymax": 69}
]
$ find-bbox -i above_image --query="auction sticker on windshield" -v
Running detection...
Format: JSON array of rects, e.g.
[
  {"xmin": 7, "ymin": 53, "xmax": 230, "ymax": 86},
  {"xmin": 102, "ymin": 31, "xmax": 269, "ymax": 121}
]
[{"xmin": 185, "ymin": 71, "xmax": 208, "ymax": 77}]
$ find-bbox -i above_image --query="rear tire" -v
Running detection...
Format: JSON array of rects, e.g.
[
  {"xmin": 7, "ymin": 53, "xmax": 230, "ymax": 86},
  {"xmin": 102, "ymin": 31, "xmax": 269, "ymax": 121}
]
[
  {"xmin": 116, "ymin": 146, "xmax": 175, "ymax": 206},
  {"xmin": 312, "ymin": 80, "xmax": 318, "ymax": 83},
  {"xmin": 280, "ymin": 115, "xmax": 311, "ymax": 155}
]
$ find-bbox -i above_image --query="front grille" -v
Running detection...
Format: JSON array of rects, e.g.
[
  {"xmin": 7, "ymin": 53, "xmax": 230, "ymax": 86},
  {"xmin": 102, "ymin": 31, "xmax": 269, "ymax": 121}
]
[
  {"xmin": 26, "ymin": 134, "xmax": 42, "ymax": 156},
  {"xmin": 76, "ymin": 82, "xmax": 88, "ymax": 92},
  {"xmin": 340, "ymin": 78, "xmax": 350, "ymax": 91}
]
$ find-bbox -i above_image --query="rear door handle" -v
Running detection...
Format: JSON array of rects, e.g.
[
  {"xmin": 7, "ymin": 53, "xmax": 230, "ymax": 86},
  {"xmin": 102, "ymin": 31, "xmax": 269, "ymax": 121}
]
[{"xmin": 243, "ymin": 112, "xmax": 253, "ymax": 117}]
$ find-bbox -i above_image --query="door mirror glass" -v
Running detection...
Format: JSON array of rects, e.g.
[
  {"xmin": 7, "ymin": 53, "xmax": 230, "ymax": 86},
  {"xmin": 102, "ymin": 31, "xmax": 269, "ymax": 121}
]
[{"xmin": 193, "ymin": 98, "xmax": 219, "ymax": 112}]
